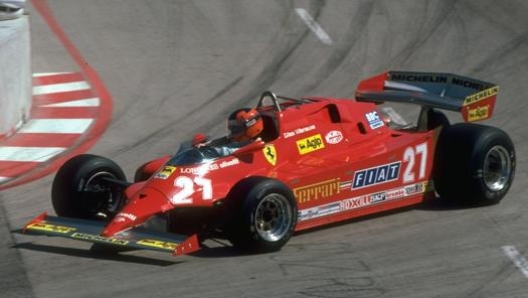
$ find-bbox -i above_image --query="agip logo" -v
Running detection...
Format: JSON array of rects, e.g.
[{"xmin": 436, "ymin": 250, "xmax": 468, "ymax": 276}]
[
  {"xmin": 297, "ymin": 134, "xmax": 325, "ymax": 155},
  {"xmin": 467, "ymin": 105, "xmax": 490, "ymax": 122}
]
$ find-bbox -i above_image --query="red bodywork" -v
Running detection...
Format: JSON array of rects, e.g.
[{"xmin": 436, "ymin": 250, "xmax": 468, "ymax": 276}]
[
  {"xmin": 25, "ymin": 71, "xmax": 499, "ymax": 255},
  {"xmin": 105, "ymin": 94, "xmax": 438, "ymax": 236}
]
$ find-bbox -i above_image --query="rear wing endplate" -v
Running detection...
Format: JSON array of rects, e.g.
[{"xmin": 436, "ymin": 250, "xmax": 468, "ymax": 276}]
[
  {"xmin": 23, "ymin": 213, "xmax": 200, "ymax": 256},
  {"xmin": 355, "ymin": 71, "xmax": 499, "ymax": 122}
]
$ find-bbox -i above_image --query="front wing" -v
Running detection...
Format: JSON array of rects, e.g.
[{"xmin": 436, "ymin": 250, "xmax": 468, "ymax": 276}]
[{"xmin": 23, "ymin": 213, "xmax": 200, "ymax": 256}]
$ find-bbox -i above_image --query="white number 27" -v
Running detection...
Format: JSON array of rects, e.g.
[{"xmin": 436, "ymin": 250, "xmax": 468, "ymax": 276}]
[{"xmin": 403, "ymin": 142, "xmax": 428, "ymax": 183}]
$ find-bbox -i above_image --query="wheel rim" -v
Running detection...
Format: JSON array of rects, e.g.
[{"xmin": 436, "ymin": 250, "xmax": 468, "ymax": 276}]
[
  {"xmin": 81, "ymin": 171, "xmax": 123, "ymax": 219},
  {"xmin": 483, "ymin": 145, "xmax": 512, "ymax": 191},
  {"xmin": 254, "ymin": 193, "xmax": 293, "ymax": 242}
]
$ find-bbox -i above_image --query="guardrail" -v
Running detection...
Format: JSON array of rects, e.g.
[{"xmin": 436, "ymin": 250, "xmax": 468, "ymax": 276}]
[{"xmin": 0, "ymin": 15, "xmax": 31, "ymax": 138}]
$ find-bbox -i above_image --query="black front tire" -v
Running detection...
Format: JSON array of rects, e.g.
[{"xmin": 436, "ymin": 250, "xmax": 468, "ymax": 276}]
[
  {"xmin": 52, "ymin": 154, "xmax": 127, "ymax": 220},
  {"xmin": 227, "ymin": 177, "xmax": 297, "ymax": 253},
  {"xmin": 434, "ymin": 123, "xmax": 515, "ymax": 205}
]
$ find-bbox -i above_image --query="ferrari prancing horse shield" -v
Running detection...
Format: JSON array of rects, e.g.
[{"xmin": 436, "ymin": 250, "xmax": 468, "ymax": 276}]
[{"xmin": 263, "ymin": 144, "xmax": 277, "ymax": 166}]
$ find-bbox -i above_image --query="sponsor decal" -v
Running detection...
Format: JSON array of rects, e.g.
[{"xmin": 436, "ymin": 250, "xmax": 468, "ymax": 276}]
[
  {"xmin": 405, "ymin": 181, "xmax": 435, "ymax": 195},
  {"xmin": 26, "ymin": 223, "xmax": 76, "ymax": 234},
  {"xmin": 325, "ymin": 130, "xmax": 343, "ymax": 145},
  {"xmin": 137, "ymin": 239, "xmax": 178, "ymax": 251},
  {"xmin": 365, "ymin": 111, "xmax": 384, "ymax": 129},
  {"xmin": 405, "ymin": 183, "xmax": 423, "ymax": 195},
  {"xmin": 71, "ymin": 233, "xmax": 129, "ymax": 245},
  {"xmin": 297, "ymin": 134, "xmax": 325, "ymax": 155},
  {"xmin": 369, "ymin": 192, "xmax": 386, "ymax": 203},
  {"xmin": 452, "ymin": 77, "xmax": 488, "ymax": 91},
  {"xmin": 390, "ymin": 73, "xmax": 489, "ymax": 91},
  {"xmin": 298, "ymin": 181, "xmax": 435, "ymax": 222},
  {"xmin": 155, "ymin": 166, "xmax": 177, "ymax": 179},
  {"xmin": 263, "ymin": 144, "xmax": 277, "ymax": 166},
  {"xmin": 298, "ymin": 202, "xmax": 341, "ymax": 221},
  {"xmin": 219, "ymin": 158, "xmax": 239, "ymax": 168},
  {"xmin": 463, "ymin": 86, "xmax": 499, "ymax": 105},
  {"xmin": 467, "ymin": 105, "xmax": 490, "ymax": 122},
  {"xmin": 180, "ymin": 158, "xmax": 239, "ymax": 175},
  {"xmin": 390, "ymin": 73, "xmax": 448, "ymax": 84},
  {"xmin": 386, "ymin": 188, "xmax": 406, "ymax": 200},
  {"xmin": 294, "ymin": 178, "xmax": 341, "ymax": 204},
  {"xmin": 180, "ymin": 164, "xmax": 218, "ymax": 175},
  {"xmin": 352, "ymin": 162, "xmax": 401, "ymax": 189},
  {"xmin": 283, "ymin": 124, "xmax": 316, "ymax": 139},
  {"xmin": 339, "ymin": 196, "xmax": 370, "ymax": 212}
]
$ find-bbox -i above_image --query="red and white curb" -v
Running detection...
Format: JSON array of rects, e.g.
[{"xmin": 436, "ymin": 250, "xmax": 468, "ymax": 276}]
[{"xmin": 0, "ymin": 72, "xmax": 100, "ymax": 186}]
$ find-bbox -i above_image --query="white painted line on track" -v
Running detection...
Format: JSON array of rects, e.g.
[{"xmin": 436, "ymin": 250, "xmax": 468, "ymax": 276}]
[
  {"xmin": 0, "ymin": 177, "xmax": 11, "ymax": 183},
  {"xmin": 295, "ymin": 8, "xmax": 333, "ymax": 45},
  {"xmin": 32, "ymin": 72, "xmax": 72, "ymax": 77},
  {"xmin": 502, "ymin": 246, "xmax": 528, "ymax": 279},
  {"xmin": 32, "ymin": 81, "xmax": 90, "ymax": 95},
  {"xmin": 18, "ymin": 119, "xmax": 94, "ymax": 134},
  {"xmin": 41, "ymin": 97, "xmax": 100, "ymax": 107},
  {"xmin": 0, "ymin": 146, "xmax": 65, "ymax": 162}
]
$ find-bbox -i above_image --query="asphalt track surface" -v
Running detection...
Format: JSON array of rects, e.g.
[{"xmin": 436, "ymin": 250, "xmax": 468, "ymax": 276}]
[{"xmin": 2, "ymin": 1, "xmax": 528, "ymax": 297}]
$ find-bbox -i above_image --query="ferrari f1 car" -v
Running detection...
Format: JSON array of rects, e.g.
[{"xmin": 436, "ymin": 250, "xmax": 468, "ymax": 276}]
[{"xmin": 24, "ymin": 71, "xmax": 515, "ymax": 256}]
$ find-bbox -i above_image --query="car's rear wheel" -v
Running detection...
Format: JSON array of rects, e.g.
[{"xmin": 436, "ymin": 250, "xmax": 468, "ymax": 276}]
[
  {"xmin": 227, "ymin": 177, "xmax": 297, "ymax": 253},
  {"xmin": 434, "ymin": 123, "xmax": 515, "ymax": 205},
  {"xmin": 52, "ymin": 154, "xmax": 127, "ymax": 220}
]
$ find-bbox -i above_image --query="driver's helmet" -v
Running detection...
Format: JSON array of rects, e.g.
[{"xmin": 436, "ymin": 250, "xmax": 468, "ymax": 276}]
[{"xmin": 227, "ymin": 108, "xmax": 264, "ymax": 141}]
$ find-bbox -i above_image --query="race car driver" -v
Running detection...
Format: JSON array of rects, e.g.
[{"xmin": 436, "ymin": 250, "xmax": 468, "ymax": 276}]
[{"xmin": 193, "ymin": 107, "xmax": 264, "ymax": 156}]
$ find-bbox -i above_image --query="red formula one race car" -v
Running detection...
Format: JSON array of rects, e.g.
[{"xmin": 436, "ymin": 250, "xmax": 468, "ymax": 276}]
[{"xmin": 24, "ymin": 71, "xmax": 515, "ymax": 256}]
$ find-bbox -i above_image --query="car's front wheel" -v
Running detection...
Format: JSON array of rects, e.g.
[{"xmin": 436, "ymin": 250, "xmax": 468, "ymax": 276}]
[
  {"xmin": 52, "ymin": 154, "xmax": 127, "ymax": 220},
  {"xmin": 227, "ymin": 177, "xmax": 297, "ymax": 253}
]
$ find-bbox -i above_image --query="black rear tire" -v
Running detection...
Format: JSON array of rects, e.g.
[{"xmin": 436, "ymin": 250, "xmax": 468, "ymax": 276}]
[
  {"xmin": 52, "ymin": 154, "xmax": 127, "ymax": 220},
  {"xmin": 227, "ymin": 177, "xmax": 297, "ymax": 253},
  {"xmin": 434, "ymin": 123, "xmax": 515, "ymax": 205}
]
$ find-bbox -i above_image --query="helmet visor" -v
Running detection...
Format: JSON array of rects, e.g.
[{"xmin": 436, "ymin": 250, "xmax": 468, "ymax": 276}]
[{"xmin": 228, "ymin": 120, "xmax": 245, "ymax": 136}]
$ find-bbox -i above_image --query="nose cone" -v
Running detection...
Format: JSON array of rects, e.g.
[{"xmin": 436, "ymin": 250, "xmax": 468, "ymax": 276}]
[{"xmin": 101, "ymin": 187, "xmax": 173, "ymax": 237}]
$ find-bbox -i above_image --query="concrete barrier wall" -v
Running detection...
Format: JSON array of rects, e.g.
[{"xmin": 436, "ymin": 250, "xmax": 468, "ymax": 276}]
[{"xmin": 0, "ymin": 15, "xmax": 31, "ymax": 138}]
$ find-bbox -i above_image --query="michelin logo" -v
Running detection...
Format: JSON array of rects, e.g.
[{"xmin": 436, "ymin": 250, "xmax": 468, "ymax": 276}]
[{"xmin": 352, "ymin": 162, "xmax": 401, "ymax": 189}]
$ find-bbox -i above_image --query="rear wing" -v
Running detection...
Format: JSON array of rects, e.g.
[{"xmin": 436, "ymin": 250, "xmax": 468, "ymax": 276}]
[{"xmin": 355, "ymin": 71, "xmax": 499, "ymax": 122}]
